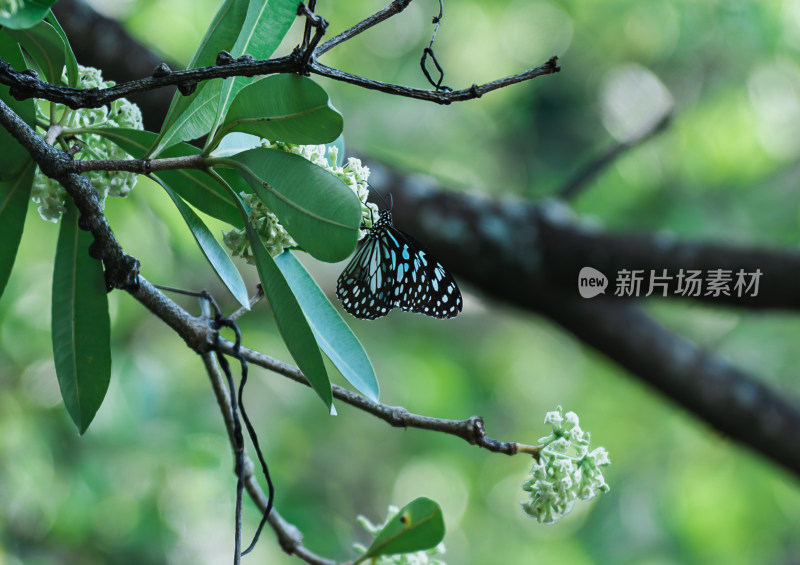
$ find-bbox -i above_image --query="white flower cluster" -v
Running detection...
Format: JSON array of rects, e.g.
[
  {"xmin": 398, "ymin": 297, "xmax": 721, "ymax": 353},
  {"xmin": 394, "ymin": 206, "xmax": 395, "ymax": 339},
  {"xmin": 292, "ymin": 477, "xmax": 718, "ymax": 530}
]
[
  {"xmin": 223, "ymin": 141, "xmax": 378, "ymax": 262},
  {"xmin": 353, "ymin": 506, "xmax": 447, "ymax": 565},
  {"xmin": 521, "ymin": 406, "xmax": 610, "ymax": 524},
  {"xmin": 0, "ymin": 0, "xmax": 23, "ymax": 16},
  {"xmin": 31, "ymin": 65, "xmax": 143, "ymax": 222}
]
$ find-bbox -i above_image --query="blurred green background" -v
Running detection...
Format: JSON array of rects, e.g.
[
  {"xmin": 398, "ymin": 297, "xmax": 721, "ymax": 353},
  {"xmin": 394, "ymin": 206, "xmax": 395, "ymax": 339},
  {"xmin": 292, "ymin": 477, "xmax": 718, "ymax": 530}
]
[{"xmin": 2, "ymin": 0, "xmax": 800, "ymax": 563}]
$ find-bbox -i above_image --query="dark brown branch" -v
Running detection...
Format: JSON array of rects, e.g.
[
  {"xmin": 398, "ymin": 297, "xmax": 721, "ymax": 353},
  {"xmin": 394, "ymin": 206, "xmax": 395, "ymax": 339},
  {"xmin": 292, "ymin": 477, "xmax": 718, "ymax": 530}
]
[
  {"xmin": 68, "ymin": 154, "xmax": 207, "ymax": 174},
  {"xmin": 310, "ymin": 57, "xmax": 560, "ymax": 105},
  {"xmin": 315, "ymin": 0, "xmax": 413, "ymax": 56},
  {"xmin": 370, "ymin": 162, "xmax": 800, "ymax": 311},
  {"xmin": 0, "ymin": 55, "xmax": 298, "ymax": 109},
  {"xmin": 203, "ymin": 353, "xmax": 338, "ymax": 565},
  {"xmin": 216, "ymin": 341, "xmax": 535, "ymax": 456},
  {"xmin": 374, "ymin": 165, "xmax": 800, "ymax": 476}
]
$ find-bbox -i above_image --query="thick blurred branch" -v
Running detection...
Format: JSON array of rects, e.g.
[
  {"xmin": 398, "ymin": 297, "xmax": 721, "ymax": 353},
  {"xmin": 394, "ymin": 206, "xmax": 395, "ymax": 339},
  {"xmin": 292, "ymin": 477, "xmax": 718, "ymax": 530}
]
[{"xmin": 374, "ymin": 165, "xmax": 800, "ymax": 475}]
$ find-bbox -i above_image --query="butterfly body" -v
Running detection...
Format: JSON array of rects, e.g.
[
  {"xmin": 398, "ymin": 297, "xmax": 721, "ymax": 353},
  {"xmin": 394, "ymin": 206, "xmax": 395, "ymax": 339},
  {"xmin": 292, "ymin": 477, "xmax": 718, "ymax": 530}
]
[{"xmin": 336, "ymin": 210, "xmax": 462, "ymax": 320}]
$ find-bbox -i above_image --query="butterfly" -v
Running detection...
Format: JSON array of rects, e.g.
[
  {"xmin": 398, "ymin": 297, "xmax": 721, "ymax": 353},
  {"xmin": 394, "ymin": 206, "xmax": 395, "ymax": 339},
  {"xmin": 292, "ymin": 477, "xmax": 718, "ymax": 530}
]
[{"xmin": 336, "ymin": 209, "xmax": 463, "ymax": 320}]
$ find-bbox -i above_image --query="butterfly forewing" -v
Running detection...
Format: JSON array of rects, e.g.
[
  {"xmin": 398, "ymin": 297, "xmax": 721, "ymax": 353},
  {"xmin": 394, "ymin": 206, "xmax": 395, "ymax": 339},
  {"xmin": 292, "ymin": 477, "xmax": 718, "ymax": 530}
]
[{"xmin": 336, "ymin": 210, "xmax": 463, "ymax": 320}]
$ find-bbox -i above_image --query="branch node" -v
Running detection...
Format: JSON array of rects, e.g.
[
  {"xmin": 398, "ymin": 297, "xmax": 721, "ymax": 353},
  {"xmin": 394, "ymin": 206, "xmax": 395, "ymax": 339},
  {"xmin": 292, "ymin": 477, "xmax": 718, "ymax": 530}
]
[
  {"xmin": 216, "ymin": 50, "xmax": 235, "ymax": 66},
  {"xmin": 177, "ymin": 81, "xmax": 197, "ymax": 96},
  {"xmin": 152, "ymin": 63, "xmax": 171, "ymax": 78},
  {"xmin": 67, "ymin": 143, "xmax": 82, "ymax": 157},
  {"xmin": 88, "ymin": 240, "xmax": 104, "ymax": 261},
  {"xmin": 237, "ymin": 54, "xmax": 255, "ymax": 63},
  {"xmin": 466, "ymin": 416, "xmax": 487, "ymax": 444},
  {"xmin": 77, "ymin": 213, "xmax": 93, "ymax": 232},
  {"xmin": 105, "ymin": 255, "xmax": 141, "ymax": 292}
]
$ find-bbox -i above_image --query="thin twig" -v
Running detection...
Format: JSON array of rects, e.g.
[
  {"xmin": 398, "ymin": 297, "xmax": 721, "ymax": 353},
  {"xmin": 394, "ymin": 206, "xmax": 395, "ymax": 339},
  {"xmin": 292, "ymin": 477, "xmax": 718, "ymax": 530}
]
[
  {"xmin": 230, "ymin": 285, "xmax": 265, "ymax": 321},
  {"xmin": 310, "ymin": 56, "xmax": 560, "ymax": 105},
  {"xmin": 315, "ymin": 0, "xmax": 413, "ymax": 56},
  {"xmin": 204, "ymin": 353, "xmax": 338, "ymax": 565},
  {"xmin": 217, "ymin": 340, "xmax": 537, "ymax": 456},
  {"xmin": 67, "ymin": 153, "xmax": 207, "ymax": 174},
  {"xmin": 557, "ymin": 110, "xmax": 672, "ymax": 200}
]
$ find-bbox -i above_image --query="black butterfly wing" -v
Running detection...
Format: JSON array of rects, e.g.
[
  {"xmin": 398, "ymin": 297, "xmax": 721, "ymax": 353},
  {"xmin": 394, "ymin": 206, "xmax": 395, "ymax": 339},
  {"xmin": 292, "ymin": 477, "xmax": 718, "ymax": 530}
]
[
  {"xmin": 387, "ymin": 226, "xmax": 463, "ymax": 319},
  {"xmin": 335, "ymin": 231, "xmax": 397, "ymax": 320}
]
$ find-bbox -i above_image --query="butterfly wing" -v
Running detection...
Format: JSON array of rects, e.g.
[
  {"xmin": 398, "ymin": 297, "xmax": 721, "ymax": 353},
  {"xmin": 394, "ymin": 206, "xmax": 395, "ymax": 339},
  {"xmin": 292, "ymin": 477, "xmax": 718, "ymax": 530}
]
[
  {"xmin": 336, "ymin": 230, "xmax": 397, "ymax": 320},
  {"xmin": 388, "ymin": 227, "xmax": 463, "ymax": 319}
]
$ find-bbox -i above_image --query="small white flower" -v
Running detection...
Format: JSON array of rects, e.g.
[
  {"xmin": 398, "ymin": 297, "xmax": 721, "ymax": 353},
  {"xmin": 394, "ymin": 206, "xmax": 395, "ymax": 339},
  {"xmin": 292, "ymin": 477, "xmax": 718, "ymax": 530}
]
[
  {"xmin": 521, "ymin": 407, "xmax": 611, "ymax": 524},
  {"xmin": 32, "ymin": 65, "xmax": 143, "ymax": 222}
]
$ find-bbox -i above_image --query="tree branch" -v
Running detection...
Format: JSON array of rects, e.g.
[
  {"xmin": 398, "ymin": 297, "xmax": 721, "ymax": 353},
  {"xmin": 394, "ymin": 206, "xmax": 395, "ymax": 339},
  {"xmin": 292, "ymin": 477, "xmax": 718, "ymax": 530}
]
[
  {"xmin": 557, "ymin": 110, "xmax": 672, "ymax": 200},
  {"xmin": 375, "ymin": 165, "xmax": 800, "ymax": 476},
  {"xmin": 315, "ymin": 0, "xmax": 413, "ymax": 56},
  {"xmin": 309, "ymin": 57, "xmax": 560, "ymax": 105},
  {"xmin": 202, "ymin": 352, "xmax": 338, "ymax": 565},
  {"xmin": 215, "ymin": 340, "xmax": 538, "ymax": 456}
]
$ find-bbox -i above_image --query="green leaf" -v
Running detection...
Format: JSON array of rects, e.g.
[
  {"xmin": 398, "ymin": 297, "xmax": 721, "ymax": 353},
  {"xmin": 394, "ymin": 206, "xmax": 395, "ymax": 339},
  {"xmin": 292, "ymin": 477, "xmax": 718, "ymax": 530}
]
[
  {"xmin": 152, "ymin": 0, "xmax": 297, "ymax": 156},
  {"xmin": 275, "ymin": 251, "xmax": 378, "ymax": 402},
  {"xmin": 229, "ymin": 193, "xmax": 332, "ymax": 409},
  {"xmin": 224, "ymin": 147, "xmax": 362, "ymax": 262},
  {"xmin": 212, "ymin": 74, "xmax": 343, "ymax": 148},
  {"xmin": 151, "ymin": 81, "xmax": 223, "ymax": 158},
  {"xmin": 0, "ymin": 0, "xmax": 58, "ymax": 29},
  {"xmin": 149, "ymin": 0, "xmax": 249, "ymax": 156},
  {"xmin": 7, "ymin": 19, "xmax": 66, "ymax": 83},
  {"xmin": 52, "ymin": 201, "xmax": 112, "ymax": 434},
  {"xmin": 154, "ymin": 177, "xmax": 250, "ymax": 309},
  {"xmin": 0, "ymin": 31, "xmax": 36, "ymax": 180},
  {"xmin": 45, "ymin": 11, "xmax": 78, "ymax": 87},
  {"xmin": 208, "ymin": 0, "xmax": 299, "ymax": 145},
  {"xmin": 362, "ymin": 498, "xmax": 446, "ymax": 560},
  {"xmin": 88, "ymin": 127, "xmax": 245, "ymax": 227},
  {"xmin": 0, "ymin": 161, "xmax": 34, "ymax": 299}
]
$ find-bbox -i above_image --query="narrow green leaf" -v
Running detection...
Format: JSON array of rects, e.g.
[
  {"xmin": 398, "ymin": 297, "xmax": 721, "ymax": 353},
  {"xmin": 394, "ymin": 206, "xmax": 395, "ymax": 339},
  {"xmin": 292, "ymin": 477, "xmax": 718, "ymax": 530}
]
[
  {"xmin": 0, "ymin": 161, "xmax": 34, "ymax": 299},
  {"xmin": 7, "ymin": 19, "xmax": 66, "ymax": 83},
  {"xmin": 225, "ymin": 147, "xmax": 362, "ymax": 262},
  {"xmin": 52, "ymin": 201, "xmax": 112, "ymax": 434},
  {"xmin": 209, "ymin": 0, "xmax": 299, "ymax": 145},
  {"xmin": 45, "ymin": 11, "xmax": 79, "ymax": 87},
  {"xmin": 213, "ymin": 74, "xmax": 343, "ymax": 147},
  {"xmin": 228, "ymin": 192, "xmax": 332, "ymax": 409},
  {"xmin": 88, "ymin": 127, "xmax": 245, "ymax": 227},
  {"xmin": 151, "ymin": 80, "xmax": 223, "ymax": 158},
  {"xmin": 154, "ymin": 177, "xmax": 250, "ymax": 309},
  {"xmin": 0, "ymin": 31, "xmax": 36, "ymax": 180},
  {"xmin": 149, "ymin": 0, "xmax": 249, "ymax": 156},
  {"xmin": 153, "ymin": 0, "xmax": 297, "ymax": 156},
  {"xmin": 275, "ymin": 251, "xmax": 378, "ymax": 402},
  {"xmin": 362, "ymin": 498, "xmax": 446, "ymax": 559},
  {"xmin": 0, "ymin": 0, "xmax": 58, "ymax": 29}
]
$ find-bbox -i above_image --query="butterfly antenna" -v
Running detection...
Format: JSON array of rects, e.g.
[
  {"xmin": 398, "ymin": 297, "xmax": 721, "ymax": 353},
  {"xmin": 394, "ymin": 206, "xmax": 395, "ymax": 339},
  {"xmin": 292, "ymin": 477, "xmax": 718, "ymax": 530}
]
[{"xmin": 368, "ymin": 182, "xmax": 391, "ymax": 210}]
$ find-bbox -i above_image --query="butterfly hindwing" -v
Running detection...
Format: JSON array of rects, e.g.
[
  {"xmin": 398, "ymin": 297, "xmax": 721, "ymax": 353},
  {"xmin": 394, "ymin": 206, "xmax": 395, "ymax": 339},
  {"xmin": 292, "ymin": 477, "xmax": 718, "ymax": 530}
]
[
  {"xmin": 336, "ymin": 210, "xmax": 463, "ymax": 320},
  {"xmin": 388, "ymin": 227, "xmax": 462, "ymax": 319}
]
